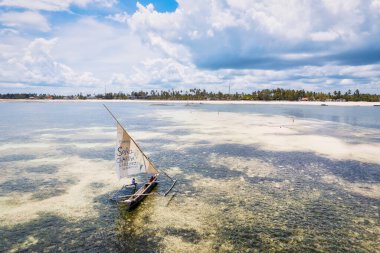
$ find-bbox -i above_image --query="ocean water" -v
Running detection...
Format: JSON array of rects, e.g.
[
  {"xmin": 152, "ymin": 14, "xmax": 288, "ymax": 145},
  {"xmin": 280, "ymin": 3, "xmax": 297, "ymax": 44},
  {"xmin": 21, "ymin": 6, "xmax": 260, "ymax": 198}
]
[
  {"xmin": 0, "ymin": 101, "xmax": 379, "ymax": 252},
  {"xmin": 198, "ymin": 103, "xmax": 380, "ymax": 130}
]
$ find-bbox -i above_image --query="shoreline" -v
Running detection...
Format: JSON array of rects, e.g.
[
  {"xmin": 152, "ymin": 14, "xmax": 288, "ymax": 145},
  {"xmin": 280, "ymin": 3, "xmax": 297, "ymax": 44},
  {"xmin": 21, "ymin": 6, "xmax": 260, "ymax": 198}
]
[{"xmin": 0, "ymin": 99, "xmax": 379, "ymax": 106}]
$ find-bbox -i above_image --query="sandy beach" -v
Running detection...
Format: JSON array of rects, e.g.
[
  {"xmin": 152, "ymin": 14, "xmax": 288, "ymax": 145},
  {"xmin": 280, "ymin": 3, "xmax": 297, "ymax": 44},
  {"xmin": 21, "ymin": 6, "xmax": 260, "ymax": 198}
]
[{"xmin": 1, "ymin": 99, "xmax": 379, "ymax": 106}]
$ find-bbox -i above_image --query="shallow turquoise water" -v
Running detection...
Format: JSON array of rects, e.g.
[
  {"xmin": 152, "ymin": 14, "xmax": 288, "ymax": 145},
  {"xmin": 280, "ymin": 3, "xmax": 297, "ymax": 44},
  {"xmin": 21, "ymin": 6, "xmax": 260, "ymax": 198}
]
[{"xmin": 0, "ymin": 102, "xmax": 379, "ymax": 252}]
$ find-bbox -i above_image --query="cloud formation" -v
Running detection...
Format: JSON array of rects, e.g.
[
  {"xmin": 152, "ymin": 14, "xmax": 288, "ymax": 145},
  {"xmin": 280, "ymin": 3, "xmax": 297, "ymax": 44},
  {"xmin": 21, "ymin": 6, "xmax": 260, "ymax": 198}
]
[
  {"xmin": 0, "ymin": 0, "xmax": 117, "ymax": 11},
  {"xmin": 0, "ymin": 11, "xmax": 50, "ymax": 32},
  {"xmin": 0, "ymin": 0, "xmax": 380, "ymax": 93},
  {"xmin": 1, "ymin": 38, "xmax": 99, "ymax": 89},
  {"xmin": 128, "ymin": 0, "xmax": 380, "ymax": 70}
]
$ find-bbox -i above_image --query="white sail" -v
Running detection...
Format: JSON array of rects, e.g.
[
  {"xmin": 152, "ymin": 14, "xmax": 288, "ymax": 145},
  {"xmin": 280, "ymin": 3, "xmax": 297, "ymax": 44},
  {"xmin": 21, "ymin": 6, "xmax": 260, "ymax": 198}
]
[{"xmin": 115, "ymin": 123, "xmax": 158, "ymax": 179}]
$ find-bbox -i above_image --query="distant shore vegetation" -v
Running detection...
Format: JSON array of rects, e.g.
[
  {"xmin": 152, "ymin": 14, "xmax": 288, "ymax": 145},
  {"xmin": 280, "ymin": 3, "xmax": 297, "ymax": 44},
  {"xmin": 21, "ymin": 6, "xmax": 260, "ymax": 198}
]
[{"xmin": 1, "ymin": 88, "xmax": 379, "ymax": 102}]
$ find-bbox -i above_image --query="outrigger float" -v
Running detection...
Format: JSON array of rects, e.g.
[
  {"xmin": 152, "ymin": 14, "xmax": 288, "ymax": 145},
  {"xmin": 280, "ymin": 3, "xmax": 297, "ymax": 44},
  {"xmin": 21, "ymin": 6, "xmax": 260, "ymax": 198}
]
[{"xmin": 104, "ymin": 105, "xmax": 176, "ymax": 210}]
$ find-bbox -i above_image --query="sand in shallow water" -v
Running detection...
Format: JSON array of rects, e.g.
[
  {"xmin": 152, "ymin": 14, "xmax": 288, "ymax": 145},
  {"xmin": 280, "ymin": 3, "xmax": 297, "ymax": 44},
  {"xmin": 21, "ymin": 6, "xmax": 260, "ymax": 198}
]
[{"xmin": 1, "ymin": 105, "xmax": 379, "ymax": 252}]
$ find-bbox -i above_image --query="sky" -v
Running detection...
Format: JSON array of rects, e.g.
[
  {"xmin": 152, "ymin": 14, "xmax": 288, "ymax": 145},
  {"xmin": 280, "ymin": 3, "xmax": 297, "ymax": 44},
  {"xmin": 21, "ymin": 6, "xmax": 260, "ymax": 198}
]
[{"xmin": 0, "ymin": 0, "xmax": 380, "ymax": 94}]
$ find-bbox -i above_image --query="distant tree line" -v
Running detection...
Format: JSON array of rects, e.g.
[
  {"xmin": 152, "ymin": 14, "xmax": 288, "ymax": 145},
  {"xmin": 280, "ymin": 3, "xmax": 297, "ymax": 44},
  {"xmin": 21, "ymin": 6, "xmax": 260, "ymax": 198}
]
[{"xmin": 1, "ymin": 88, "xmax": 379, "ymax": 102}]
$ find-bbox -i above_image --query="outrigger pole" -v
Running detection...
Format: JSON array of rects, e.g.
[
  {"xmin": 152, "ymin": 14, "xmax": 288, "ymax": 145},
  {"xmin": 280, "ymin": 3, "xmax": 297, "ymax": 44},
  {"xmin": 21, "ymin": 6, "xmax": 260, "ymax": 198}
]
[
  {"xmin": 161, "ymin": 170, "xmax": 177, "ymax": 196},
  {"xmin": 103, "ymin": 104, "xmax": 177, "ymax": 196}
]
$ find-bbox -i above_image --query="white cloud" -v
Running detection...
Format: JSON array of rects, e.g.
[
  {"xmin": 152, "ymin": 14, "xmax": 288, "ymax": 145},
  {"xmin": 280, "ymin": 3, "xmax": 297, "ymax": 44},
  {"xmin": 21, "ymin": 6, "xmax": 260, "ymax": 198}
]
[
  {"xmin": 0, "ymin": 0, "xmax": 117, "ymax": 11},
  {"xmin": 51, "ymin": 17, "xmax": 160, "ymax": 79},
  {"xmin": 372, "ymin": 0, "xmax": 380, "ymax": 11},
  {"xmin": 0, "ymin": 0, "xmax": 69, "ymax": 11},
  {"xmin": 112, "ymin": 55, "xmax": 379, "ymax": 93},
  {"xmin": 0, "ymin": 28, "xmax": 20, "ymax": 36},
  {"xmin": 0, "ymin": 17, "xmax": 161, "ymax": 92},
  {"xmin": 340, "ymin": 79, "xmax": 355, "ymax": 85},
  {"xmin": 0, "ymin": 82, "xmax": 28, "ymax": 88},
  {"xmin": 310, "ymin": 31, "xmax": 340, "ymax": 42},
  {"xmin": 106, "ymin": 12, "xmax": 130, "ymax": 23},
  {"xmin": 146, "ymin": 33, "xmax": 191, "ymax": 63},
  {"xmin": 1, "ymin": 38, "xmax": 100, "ymax": 87},
  {"xmin": 126, "ymin": 0, "xmax": 380, "ymax": 70},
  {"xmin": 1, "ymin": 35, "xmax": 379, "ymax": 93},
  {"xmin": 1, "ymin": 0, "xmax": 380, "ymax": 93},
  {"xmin": 0, "ymin": 11, "xmax": 50, "ymax": 32},
  {"xmin": 321, "ymin": 0, "xmax": 360, "ymax": 14}
]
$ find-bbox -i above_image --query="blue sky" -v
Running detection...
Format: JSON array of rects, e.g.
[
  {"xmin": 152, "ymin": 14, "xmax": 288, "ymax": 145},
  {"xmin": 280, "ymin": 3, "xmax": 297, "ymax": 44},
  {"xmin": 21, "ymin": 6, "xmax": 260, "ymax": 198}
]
[{"xmin": 0, "ymin": 0, "xmax": 380, "ymax": 94}]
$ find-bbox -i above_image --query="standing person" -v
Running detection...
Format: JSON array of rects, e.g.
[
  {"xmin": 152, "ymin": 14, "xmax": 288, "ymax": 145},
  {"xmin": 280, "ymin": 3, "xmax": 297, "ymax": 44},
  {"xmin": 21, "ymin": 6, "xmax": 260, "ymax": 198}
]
[{"xmin": 132, "ymin": 178, "xmax": 137, "ymax": 189}]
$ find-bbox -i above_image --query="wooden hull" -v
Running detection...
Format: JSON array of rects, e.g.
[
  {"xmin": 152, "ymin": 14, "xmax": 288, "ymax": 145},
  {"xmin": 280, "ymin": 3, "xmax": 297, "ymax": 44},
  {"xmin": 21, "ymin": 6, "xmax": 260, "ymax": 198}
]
[{"xmin": 122, "ymin": 177, "xmax": 158, "ymax": 210}]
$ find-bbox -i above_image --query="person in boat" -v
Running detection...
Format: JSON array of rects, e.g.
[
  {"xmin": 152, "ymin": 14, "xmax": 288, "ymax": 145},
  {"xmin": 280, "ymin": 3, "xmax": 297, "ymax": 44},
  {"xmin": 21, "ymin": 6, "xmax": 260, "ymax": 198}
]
[
  {"xmin": 132, "ymin": 177, "xmax": 137, "ymax": 186},
  {"xmin": 149, "ymin": 176, "xmax": 155, "ymax": 182}
]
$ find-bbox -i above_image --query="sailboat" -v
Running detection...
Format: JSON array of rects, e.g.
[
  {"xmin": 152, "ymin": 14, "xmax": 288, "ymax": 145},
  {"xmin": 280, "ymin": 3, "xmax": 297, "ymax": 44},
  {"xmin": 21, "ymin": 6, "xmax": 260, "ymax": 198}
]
[{"xmin": 104, "ymin": 105, "xmax": 176, "ymax": 210}]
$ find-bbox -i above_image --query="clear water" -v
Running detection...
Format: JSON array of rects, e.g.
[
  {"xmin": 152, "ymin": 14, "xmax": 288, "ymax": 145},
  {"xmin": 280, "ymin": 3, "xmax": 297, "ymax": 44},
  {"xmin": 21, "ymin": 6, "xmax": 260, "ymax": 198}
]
[
  {"xmin": 197, "ymin": 103, "xmax": 380, "ymax": 130},
  {"xmin": 0, "ymin": 102, "xmax": 379, "ymax": 252}
]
